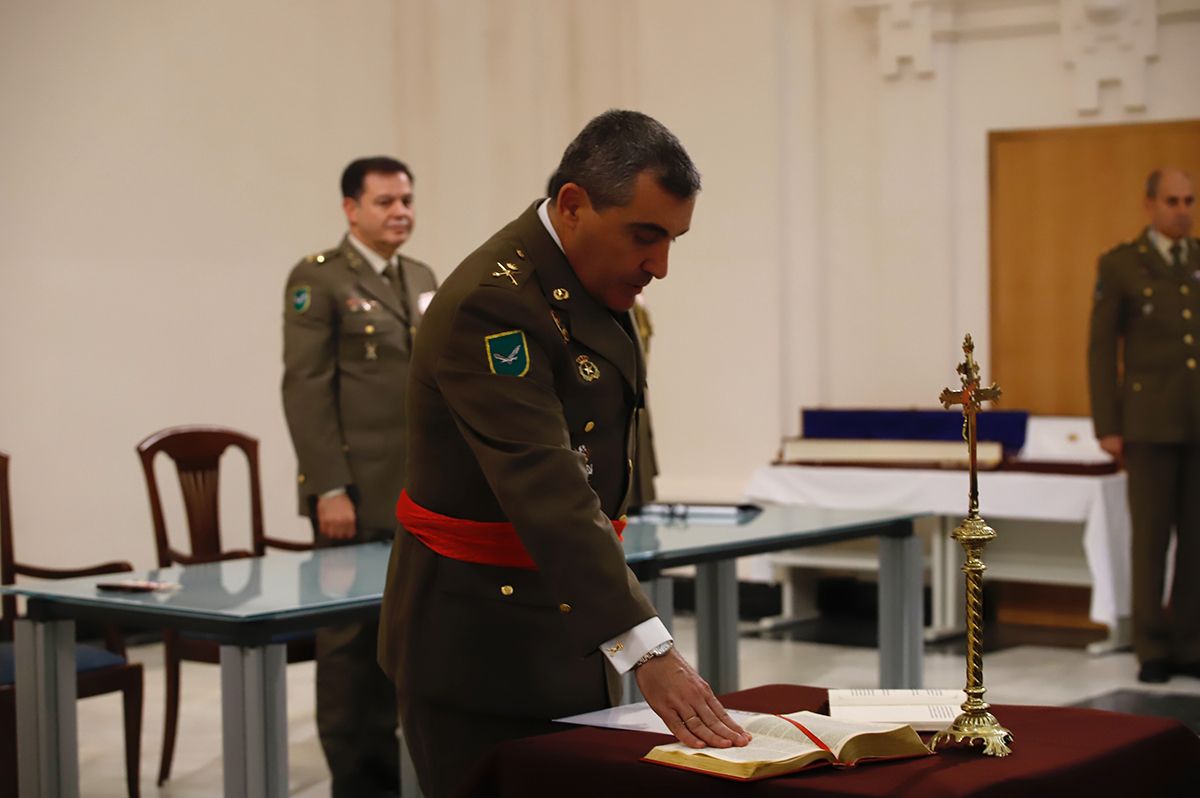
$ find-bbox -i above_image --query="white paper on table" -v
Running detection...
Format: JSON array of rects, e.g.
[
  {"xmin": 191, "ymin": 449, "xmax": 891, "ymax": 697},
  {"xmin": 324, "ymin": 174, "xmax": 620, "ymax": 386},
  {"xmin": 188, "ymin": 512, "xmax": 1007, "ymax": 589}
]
[{"xmin": 555, "ymin": 702, "xmax": 760, "ymax": 734}]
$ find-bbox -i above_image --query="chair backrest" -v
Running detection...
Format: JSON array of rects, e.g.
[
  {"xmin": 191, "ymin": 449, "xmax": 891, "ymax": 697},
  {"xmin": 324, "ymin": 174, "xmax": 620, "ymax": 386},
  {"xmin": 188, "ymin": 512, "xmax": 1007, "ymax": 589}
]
[
  {"xmin": 136, "ymin": 426, "xmax": 265, "ymax": 568},
  {"xmin": 1, "ymin": 450, "xmax": 15, "ymax": 640}
]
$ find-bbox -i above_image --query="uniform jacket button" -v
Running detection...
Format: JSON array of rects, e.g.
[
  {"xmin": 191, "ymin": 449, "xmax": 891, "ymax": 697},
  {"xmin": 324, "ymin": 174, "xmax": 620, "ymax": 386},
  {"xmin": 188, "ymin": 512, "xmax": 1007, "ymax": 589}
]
[
  {"xmin": 500, "ymin": 585, "xmax": 514, "ymax": 596},
  {"xmin": 559, "ymin": 603, "xmax": 572, "ymax": 613}
]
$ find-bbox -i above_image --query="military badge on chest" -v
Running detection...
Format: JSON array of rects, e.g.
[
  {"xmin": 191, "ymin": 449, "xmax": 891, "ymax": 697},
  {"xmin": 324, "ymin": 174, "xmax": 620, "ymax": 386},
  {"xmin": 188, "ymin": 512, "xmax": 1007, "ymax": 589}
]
[
  {"xmin": 576, "ymin": 444, "xmax": 594, "ymax": 478},
  {"xmin": 576, "ymin": 354, "xmax": 600, "ymax": 382}
]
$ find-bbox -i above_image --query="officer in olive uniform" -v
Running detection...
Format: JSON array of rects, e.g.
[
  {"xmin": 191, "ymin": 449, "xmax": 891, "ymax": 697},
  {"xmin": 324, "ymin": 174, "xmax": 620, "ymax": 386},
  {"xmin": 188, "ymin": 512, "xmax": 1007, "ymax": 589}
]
[
  {"xmin": 1088, "ymin": 167, "xmax": 1200, "ymax": 684},
  {"xmin": 377, "ymin": 111, "xmax": 749, "ymax": 798},
  {"xmin": 629, "ymin": 297, "xmax": 659, "ymax": 508},
  {"xmin": 283, "ymin": 156, "xmax": 437, "ymax": 796}
]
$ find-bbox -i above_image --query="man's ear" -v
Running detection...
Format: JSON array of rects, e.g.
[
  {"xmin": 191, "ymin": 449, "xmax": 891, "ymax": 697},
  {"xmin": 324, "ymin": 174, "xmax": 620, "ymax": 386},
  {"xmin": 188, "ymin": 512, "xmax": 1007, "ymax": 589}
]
[
  {"xmin": 554, "ymin": 183, "xmax": 591, "ymax": 229},
  {"xmin": 342, "ymin": 196, "xmax": 359, "ymax": 226}
]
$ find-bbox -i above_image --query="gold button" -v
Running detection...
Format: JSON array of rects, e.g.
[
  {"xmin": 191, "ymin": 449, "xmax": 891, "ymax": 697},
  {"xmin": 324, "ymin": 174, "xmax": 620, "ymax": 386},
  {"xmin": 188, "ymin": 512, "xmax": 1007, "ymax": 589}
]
[
  {"xmin": 516, "ymin": 248, "xmax": 527, "ymax": 259},
  {"xmin": 500, "ymin": 585, "xmax": 514, "ymax": 596},
  {"xmin": 1186, "ymin": 334, "xmax": 1194, "ymax": 345},
  {"xmin": 628, "ymin": 459, "xmax": 633, "ymax": 469},
  {"xmin": 1183, "ymin": 285, "xmax": 1191, "ymax": 295},
  {"xmin": 1190, "ymin": 358, "xmax": 1197, "ymax": 370},
  {"xmin": 365, "ymin": 324, "xmax": 376, "ymax": 334},
  {"xmin": 1133, "ymin": 382, "xmax": 1142, "ymax": 392},
  {"xmin": 553, "ymin": 288, "xmax": 570, "ymax": 301},
  {"xmin": 315, "ymin": 254, "xmax": 325, "ymax": 264},
  {"xmin": 298, "ymin": 474, "xmax": 306, "ymax": 484},
  {"xmin": 584, "ymin": 421, "xmax": 595, "ymax": 432},
  {"xmin": 1143, "ymin": 287, "xmax": 1153, "ymax": 297},
  {"xmin": 558, "ymin": 603, "xmax": 572, "ymax": 613},
  {"xmin": 410, "ymin": 325, "xmax": 417, "ymax": 336},
  {"xmin": 1185, "ymin": 309, "xmax": 1193, "ymax": 320}
]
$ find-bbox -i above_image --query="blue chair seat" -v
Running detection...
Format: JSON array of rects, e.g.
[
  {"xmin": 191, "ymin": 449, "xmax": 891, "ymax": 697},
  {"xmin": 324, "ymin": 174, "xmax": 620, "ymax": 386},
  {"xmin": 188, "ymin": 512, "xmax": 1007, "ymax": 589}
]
[{"xmin": 0, "ymin": 641, "xmax": 126, "ymax": 686}]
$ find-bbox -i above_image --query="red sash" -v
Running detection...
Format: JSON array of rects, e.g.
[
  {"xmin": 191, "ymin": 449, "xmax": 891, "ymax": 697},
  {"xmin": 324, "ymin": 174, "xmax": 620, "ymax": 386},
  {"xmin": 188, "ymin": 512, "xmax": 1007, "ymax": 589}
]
[{"xmin": 395, "ymin": 489, "xmax": 627, "ymax": 571}]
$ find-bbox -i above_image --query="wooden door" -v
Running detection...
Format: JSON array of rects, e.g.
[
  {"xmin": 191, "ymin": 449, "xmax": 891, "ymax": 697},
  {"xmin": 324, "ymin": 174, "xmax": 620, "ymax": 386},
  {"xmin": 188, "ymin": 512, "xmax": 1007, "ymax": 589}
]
[{"xmin": 989, "ymin": 120, "xmax": 1200, "ymax": 416}]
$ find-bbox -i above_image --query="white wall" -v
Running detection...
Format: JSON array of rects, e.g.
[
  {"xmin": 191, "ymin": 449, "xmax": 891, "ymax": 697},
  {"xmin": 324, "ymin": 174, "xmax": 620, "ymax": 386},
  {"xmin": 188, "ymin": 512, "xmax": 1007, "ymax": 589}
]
[
  {"xmin": 0, "ymin": 0, "xmax": 402, "ymax": 568},
  {"xmin": 1, "ymin": 0, "xmax": 1198, "ymax": 569}
]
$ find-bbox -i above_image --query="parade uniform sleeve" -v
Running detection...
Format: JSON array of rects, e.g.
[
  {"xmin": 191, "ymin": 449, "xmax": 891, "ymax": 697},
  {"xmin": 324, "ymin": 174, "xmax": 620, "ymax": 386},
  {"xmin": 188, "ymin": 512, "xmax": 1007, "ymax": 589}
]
[
  {"xmin": 1087, "ymin": 252, "xmax": 1124, "ymax": 439},
  {"xmin": 281, "ymin": 260, "xmax": 353, "ymax": 496},
  {"xmin": 433, "ymin": 286, "xmax": 656, "ymax": 657}
]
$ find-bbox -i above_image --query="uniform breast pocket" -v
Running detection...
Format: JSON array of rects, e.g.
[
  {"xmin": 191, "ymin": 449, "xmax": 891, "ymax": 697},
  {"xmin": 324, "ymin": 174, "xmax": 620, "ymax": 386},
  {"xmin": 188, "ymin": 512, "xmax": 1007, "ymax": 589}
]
[{"xmin": 339, "ymin": 315, "xmax": 396, "ymax": 366}]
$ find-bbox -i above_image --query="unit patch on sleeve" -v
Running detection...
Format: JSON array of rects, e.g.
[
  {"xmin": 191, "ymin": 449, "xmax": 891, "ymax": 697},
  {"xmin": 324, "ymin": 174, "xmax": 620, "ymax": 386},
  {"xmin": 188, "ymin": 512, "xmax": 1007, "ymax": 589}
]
[
  {"xmin": 485, "ymin": 329, "xmax": 530, "ymax": 377},
  {"xmin": 291, "ymin": 285, "xmax": 311, "ymax": 314}
]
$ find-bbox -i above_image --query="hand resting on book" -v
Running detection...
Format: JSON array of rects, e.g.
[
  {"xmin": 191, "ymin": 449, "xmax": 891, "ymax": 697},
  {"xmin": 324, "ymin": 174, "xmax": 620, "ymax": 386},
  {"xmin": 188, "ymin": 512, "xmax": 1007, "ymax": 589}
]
[{"xmin": 634, "ymin": 646, "xmax": 752, "ymax": 749}]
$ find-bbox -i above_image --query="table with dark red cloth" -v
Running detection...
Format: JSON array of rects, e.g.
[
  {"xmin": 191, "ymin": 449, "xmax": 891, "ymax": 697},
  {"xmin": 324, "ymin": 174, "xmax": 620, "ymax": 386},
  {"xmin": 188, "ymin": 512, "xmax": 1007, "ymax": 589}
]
[{"xmin": 463, "ymin": 684, "xmax": 1200, "ymax": 797}]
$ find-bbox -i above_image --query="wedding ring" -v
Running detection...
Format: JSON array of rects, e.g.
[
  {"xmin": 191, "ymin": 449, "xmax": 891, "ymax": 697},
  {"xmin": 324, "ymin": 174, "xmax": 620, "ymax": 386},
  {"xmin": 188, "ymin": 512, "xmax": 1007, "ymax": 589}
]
[{"xmin": 683, "ymin": 714, "xmax": 701, "ymax": 725}]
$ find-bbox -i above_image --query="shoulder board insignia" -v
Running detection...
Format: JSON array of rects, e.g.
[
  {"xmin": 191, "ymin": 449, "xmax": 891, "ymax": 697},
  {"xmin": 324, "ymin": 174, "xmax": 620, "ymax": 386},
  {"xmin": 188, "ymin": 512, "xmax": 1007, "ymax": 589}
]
[
  {"xmin": 491, "ymin": 261, "xmax": 523, "ymax": 286},
  {"xmin": 306, "ymin": 248, "xmax": 338, "ymax": 265}
]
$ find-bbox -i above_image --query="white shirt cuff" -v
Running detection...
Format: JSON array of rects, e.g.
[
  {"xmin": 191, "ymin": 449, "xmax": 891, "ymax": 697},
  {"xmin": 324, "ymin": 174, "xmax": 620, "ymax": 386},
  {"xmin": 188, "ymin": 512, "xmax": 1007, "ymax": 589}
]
[
  {"xmin": 319, "ymin": 486, "xmax": 347, "ymax": 499},
  {"xmin": 600, "ymin": 617, "xmax": 671, "ymax": 675}
]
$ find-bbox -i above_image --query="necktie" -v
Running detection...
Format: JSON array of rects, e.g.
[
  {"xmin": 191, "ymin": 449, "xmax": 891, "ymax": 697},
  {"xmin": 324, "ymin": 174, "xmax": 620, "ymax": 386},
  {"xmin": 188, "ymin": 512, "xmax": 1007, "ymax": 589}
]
[
  {"xmin": 383, "ymin": 259, "xmax": 412, "ymax": 324},
  {"xmin": 1170, "ymin": 242, "xmax": 1184, "ymax": 272}
]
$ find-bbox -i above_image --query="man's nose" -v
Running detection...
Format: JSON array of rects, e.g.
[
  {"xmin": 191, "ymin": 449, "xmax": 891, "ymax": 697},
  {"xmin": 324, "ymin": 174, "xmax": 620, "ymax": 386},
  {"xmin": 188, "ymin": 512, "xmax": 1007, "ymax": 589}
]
[{"xmin": 644, "ymin": 245, "xmax": 670, "ymax": 280}]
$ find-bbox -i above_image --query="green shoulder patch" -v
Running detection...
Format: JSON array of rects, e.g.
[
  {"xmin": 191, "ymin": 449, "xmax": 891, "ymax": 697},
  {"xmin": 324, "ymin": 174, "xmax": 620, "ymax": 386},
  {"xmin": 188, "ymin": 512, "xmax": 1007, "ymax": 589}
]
[
  {"xmin": 290, "ymin": 285, "xmax": 312, "ymax": 313},
  {"xmin": 485, "ymin": 329, "xmax": 530, "ymax": 377}
]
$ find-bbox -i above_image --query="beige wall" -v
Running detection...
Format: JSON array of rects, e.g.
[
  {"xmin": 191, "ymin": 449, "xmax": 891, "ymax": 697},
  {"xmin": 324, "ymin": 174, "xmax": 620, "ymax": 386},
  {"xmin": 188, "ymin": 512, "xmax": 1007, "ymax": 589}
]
[
  {"xmin": 0, "ymin": 0, "xmax": 402, "ymax": 567},
  {"xmin": 2, "ymin": 1, "xmax": 1198, "ymax": 569}
]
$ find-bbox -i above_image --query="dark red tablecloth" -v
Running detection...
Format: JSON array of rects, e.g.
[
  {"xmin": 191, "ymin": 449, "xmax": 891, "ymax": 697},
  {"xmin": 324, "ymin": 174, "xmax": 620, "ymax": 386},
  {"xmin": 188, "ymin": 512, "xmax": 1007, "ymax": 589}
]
[{"xmin": 462, "ymin": 684, "xmax": 1200, "ymax": 797}]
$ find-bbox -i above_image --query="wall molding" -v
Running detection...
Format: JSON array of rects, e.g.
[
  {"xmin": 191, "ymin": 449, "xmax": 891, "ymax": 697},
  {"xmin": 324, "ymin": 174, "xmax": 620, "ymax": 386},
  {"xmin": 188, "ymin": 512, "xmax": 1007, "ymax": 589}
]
[{"xmin": 852, "ymin": 0, "xmax": 1199, "ymax": 112}]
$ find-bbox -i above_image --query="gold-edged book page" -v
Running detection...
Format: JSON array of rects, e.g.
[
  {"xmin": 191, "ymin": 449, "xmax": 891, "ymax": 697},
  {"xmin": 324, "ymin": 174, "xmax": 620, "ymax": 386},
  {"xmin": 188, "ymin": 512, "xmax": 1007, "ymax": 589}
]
[{"xmin": 642, "ymin": 711, "xmax": 930, "ymax": 781}]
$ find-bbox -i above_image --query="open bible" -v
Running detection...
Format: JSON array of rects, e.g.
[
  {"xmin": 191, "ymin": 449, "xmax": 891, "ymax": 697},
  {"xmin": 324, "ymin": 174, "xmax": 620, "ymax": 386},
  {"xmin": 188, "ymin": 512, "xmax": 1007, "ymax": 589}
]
[{"xmin": 642, "ymin": 710, "xmax": 930, "ymax": 780}]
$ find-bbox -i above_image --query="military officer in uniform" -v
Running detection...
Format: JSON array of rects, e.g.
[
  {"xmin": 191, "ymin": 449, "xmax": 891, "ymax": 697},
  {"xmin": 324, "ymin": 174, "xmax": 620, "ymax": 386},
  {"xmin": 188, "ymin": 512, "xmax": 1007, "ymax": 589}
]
[
  {"xmin": 377, "ymin": 111, "xmax": 749, "ymax": 797},
  {"xmin": 283, "ymin": 156, "xmax": 437, "ymax": 796},
  {"xmin": 1089, "ymin": 167, "xmax": 1199, "ymax": 684}
]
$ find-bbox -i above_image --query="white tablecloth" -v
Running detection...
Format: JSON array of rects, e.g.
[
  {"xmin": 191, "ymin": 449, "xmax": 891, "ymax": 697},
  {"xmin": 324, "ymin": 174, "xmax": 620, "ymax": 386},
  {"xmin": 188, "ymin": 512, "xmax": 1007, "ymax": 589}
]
[{"xmin": 743, "ymin": 465, "xmax": 1130, "ymax": 627}]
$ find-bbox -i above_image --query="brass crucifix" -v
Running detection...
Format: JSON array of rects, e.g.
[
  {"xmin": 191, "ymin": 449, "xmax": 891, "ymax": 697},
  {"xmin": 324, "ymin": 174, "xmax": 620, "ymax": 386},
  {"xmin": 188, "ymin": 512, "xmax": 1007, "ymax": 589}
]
[
  {"xmin": 938, "ymin": 334, "xmax": 1001, "ymax": 516},
  {"xmin": 930, "ymin": 333, "xmax": 1013, "ymax": 758}
]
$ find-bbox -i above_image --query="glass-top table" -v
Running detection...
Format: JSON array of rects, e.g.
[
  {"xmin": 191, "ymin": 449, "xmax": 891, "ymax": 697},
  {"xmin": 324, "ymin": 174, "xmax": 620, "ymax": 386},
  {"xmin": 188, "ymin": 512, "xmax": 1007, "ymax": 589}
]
[{"xmin": 3, "ymin": 503, "xmax": 925, "ymax": 798}]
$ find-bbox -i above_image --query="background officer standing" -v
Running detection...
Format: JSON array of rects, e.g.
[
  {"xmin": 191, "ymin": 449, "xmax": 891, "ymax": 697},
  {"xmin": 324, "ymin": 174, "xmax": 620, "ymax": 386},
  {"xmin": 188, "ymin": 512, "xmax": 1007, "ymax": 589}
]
[
  {"xmin": 283, "ymin": 156, "xmax": 437, "ymax": 796},
  {"xmin": 1089, "ymin": 167, "xmax": 1199, "ymax": 684}
]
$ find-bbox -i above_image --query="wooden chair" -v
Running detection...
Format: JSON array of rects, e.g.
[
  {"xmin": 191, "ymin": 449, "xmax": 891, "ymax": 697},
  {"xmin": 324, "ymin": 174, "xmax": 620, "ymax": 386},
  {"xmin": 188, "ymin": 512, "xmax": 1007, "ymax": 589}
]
[
  {"xmin": 0, "ymin": 450, "xmax": 143, "ymax": 798},
  {"xmin": 135, "ymin": 425, "xmax": 314, "ymax": 785}
]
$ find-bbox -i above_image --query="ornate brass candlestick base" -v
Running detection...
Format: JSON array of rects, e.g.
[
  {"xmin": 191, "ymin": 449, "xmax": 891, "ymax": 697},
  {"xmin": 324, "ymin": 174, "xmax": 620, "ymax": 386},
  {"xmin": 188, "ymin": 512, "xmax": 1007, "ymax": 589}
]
[{"xmin": 930, "ymin": 334, "xmax": 1013, "ymax": 758}]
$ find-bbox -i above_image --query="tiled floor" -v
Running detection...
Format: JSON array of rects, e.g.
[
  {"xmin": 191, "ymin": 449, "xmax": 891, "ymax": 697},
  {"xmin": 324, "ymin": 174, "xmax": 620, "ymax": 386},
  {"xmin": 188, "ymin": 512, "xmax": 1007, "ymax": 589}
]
[{"xmin": 60, "ymin": 616, "xmax": 1200, "ymax": 796}]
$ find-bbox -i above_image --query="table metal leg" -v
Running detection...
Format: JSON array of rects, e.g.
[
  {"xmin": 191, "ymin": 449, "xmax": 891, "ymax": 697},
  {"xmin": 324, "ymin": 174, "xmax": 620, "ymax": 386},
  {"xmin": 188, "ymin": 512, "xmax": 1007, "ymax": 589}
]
[
  {"xmin": 15, "ymin": 618, "xmax": 78, "ymax": 798},
  {"xmin": 695, "ymin": 560, "xmax": 738, "ymax": 694},
  {"xmin": 220, "ymin": 643, "xmax": 288, "ymax": 798},
  {"xmin": 621, "ymin": 578, "xmax": 675, "ymax": 704},
  {"xmin": 878, "ymin": 530, "xmax": 924, "ymax": 688}
]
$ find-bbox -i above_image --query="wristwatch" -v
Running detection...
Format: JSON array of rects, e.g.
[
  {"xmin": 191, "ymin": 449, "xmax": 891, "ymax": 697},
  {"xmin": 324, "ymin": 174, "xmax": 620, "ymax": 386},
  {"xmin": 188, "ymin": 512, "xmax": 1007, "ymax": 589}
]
[{"xmin": 634, "ymin": 639, "xmax": 675, "ymax": 669}]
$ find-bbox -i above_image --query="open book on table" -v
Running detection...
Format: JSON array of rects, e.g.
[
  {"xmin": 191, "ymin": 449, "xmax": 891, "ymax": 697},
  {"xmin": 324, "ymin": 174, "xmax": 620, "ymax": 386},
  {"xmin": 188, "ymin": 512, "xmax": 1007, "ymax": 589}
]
[
  {"xmin": 642, "ymin": 710, "xmax": 930, "ymax": 781},
  {"xmin": 828, "ymin": 688, "xmax": 966, "ymax": 732}
]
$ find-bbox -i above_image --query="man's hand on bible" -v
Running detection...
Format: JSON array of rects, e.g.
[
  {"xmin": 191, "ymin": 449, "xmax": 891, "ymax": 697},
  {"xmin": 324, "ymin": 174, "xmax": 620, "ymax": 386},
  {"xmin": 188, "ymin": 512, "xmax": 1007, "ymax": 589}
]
[
  {"xmin": 1099, "ymin": 434, "xmax": 1123, "ymax": 461},
  {"xmin": 634, "ymin": 648, "xmax": 751, "ymax": 749},
  {"xmin": 316, "ymin": 493, "xmax": 357, "ymax": 540}
]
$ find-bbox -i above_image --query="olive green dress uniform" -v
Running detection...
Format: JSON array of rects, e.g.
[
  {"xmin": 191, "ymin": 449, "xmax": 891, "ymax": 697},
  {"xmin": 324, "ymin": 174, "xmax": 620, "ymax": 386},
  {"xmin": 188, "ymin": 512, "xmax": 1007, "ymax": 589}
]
[
  {"xmin": 629, "ymin": 300, "xmax": 659, "ymax": 507},
  {"xmin": 282, "ymin": 235, "xmax": 437, "ymax": 796},
  {"xmin": 1088, "ymin": 230, "xmax": 1200, "ymax": 667},
  {"xmin": 377, "ymin": 203, "xmax": 657, "ymax": 797}
]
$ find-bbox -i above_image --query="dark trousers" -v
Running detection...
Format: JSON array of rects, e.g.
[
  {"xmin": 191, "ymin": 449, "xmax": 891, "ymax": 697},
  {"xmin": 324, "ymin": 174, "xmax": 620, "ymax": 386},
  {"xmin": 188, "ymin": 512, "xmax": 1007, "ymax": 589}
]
[
  {"xmin": 1125, "ymin": 442, "xmax": 1200, "ymax": 664},
  {"xmin": 310, "ymin": 510, "xmax": 400, "ymax": 798},
  {"xmin": 398, "ymin": 696, "xmax": 561, "ymax": 798}
]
